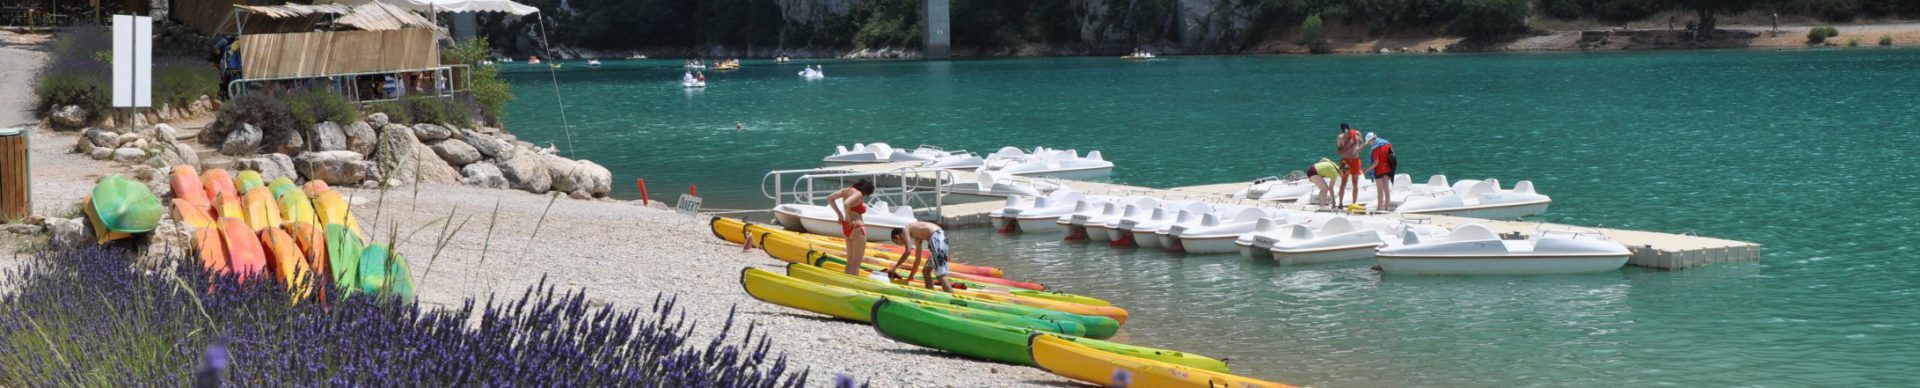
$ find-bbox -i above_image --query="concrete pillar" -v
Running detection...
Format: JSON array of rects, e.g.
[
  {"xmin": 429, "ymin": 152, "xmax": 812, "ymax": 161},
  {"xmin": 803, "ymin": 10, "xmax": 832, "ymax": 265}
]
[{"xmin": 923, "ymin": 0, "xmax": 950, "ymax": 59}]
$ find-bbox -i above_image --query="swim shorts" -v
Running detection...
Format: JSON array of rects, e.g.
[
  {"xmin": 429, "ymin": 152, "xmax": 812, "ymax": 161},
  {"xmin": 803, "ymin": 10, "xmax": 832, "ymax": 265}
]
[
  {"xmin": 926, "ymin": 230, "xmax": 950, "ymax": 276},
  {"xmin": 1341, "ymin": 158, "xmax": 1363, "ymax": 177}
]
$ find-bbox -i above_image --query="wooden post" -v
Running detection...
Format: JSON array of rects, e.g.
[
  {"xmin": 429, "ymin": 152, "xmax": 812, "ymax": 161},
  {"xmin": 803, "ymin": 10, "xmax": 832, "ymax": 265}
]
[{"xmin": 0, "ymin": 127, "xmax": 29, "ymax": 221}]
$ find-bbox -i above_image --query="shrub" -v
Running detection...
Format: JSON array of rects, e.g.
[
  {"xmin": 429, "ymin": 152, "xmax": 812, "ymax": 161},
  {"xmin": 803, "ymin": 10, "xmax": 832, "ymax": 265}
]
[
  {"xmin": 364, "ymin": 101, "xmax": 412, "ymax": 126},
  {"xmin": 442, "ymin": 38, "xmax": 513, "ymax": 125},
  {"xmin": 1847, "ymin": 38, "xmax": 1860, "ymax": 47},
  {"xmin": 33, "ymin": 26, "xmax": 112, "ymax": 123},
  {"xmin": 0, "ymin": 245, "xmax": 820, "ymax": 386},
  {"xmin": 1450, "ymin": 0, "xmax": 1532, "ymax": 39},
  {"xmin": 287, "ymin": 88, "xmax": 358, "ymax": 130},
  {"xmin": 1807, "ymin": 26, "xmax": 1840, "ymax": 44},
  {"xmin": 1301, "ymin": 13, "xmax": 1324, "ymax": 47},
  {"xmin": 153, "ymin": 58, "xmax": 219, "ymax": 109},
  {"xmin": 208, "ymin": 93, "xmax": 299, "ymax": 152},
  {"xmin": 400, "ymin": 95, "xmax": 472, "ymax": 128},
  {"xmin": 1880, "ymin": 35, "xmax": 1893, "ymax": 46}
]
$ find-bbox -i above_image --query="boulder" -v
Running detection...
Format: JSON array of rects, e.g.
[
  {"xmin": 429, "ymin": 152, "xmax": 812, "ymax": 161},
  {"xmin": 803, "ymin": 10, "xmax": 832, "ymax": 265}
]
[
  {"xmin": 577, "ymin": 160, "xmax": 613, "ymax": 197},
  {"xmin": 545, "ymin": 155, "xmax": 583, "ymax": 193},
  {"xmin": 269, "ymin": 128, "xmax": 305, "ymax": 155},
  {"xmin": 498, "ymin": 149, "xmax": 552, "ymax": 193},
  {"xmin": 366, "ymin": 112, "xmax": 390, "ymax": 129},
  {"xmin": 412, "ymin": 123, "xmax": 453, "ymax": 142},
  {"xmin": 372, "ymin": 125, "xmax": 461, "ymax": 185},
  {"xmin": 372, "ymin": 124, "xmax": 421, "ymax": 173},
  {"xmin": 137, "ymin": 220, "xmax": 193, "ymax": 269},
  {"xmin": 429, "ymin": 139, "xmax": 483, "ymax": 166},
  {"xmin": 127, "ymin": 138, "xmax": 149, "ymax": 150},
  {"xmin": 115, "ymin": 133, "xmax": 142, "ymax": 148},
  {"xmin": 83, "ymin": 128, "xmax": 120, "ymax": 149},
  {"xmin": 313, "ymin": 122, "xmax": 348, "ymax": 151},
  {"xmin": 569, "ymin": 190, "xmax": 592, "ymax": 200},
  {"xmin": 460, "ymin": 162, "xmax": 509, "ymax": 189},
  {"xmin": 294, "ymin": 151, "xmax": 377, "ymax": 185},
  {"xmin": 220, "ymin": 123, "xmax": 262, "ymax": 155},
  {"xmin": 45, "ymin": 217, "xmax": 90, "ymax": 251},
  {"xmin": 74, "ymin": 134, "xmax": 94, "ymax": 154},
  {"xmin": 112, "ymin": 148, "xmax": 148, "ymax": 163},
  {"xmin": 190, "ymin": 95, "xmax": 216, "ymax": 115},
  {"xmin": 51, "ymin": 105, "xmax": 87, "ymax": 129},
  {"xmin": 147, "ymin": 143, "xmax": 191, "ymax": 168},
  {"xmin": 344, "ymin": 122, "xmax": 378, "ymax": 155},
  {"xmin": 172, "ymin": 143, "xmax": 201, "ymax": 168},
  {"xmin": 89, "ymin": 147, "xmax": 113, "ymax": 160},
  {"xmin": 150, "ymin": 124, "xmax": 178, "ymax": 144},
  {"xmin": 231, "ymin": 153, "xmax": 299, "ymax": 182},
  {"xmin": 460, "ymin": 132, "xmax": 514, "ymax": 160}
]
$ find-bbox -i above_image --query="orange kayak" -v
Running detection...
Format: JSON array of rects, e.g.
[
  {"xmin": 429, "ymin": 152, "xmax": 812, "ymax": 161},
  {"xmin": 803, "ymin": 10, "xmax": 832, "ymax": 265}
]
[
  {"xmin": 260, "ymin": 227, "xmax": 313, "ymax": 299},
  {"xmin": 201, "ymin": 169, "xmax": 239, "ymax": 206},
  {"xmin": 214, "ymin": 190, "xmax": 244, "ymax": 221},
  {"xmin": 170, "ymin": 166, "xmax": 210, "ymax": 206},
  {"xmin": 217, "ymin": 218, "xmax": 268, "ymax": 281},
  {"xmin": 242, "ymin": 187, "xmax": 283, "ymax": 232},
  {"xmin": 195, "ymin": 226, "xmax": 228, "ymax": 274}
]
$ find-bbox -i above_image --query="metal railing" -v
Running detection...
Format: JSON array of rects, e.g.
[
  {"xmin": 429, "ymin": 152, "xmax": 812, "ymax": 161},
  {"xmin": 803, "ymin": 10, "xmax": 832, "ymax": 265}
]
[
  {"xmin": 225, "ymin": 64, "xmax": 472, "ymax": 103},
  {"xmin": 762, "ymin": 167, "xmax": 953, "ymax": 221}
]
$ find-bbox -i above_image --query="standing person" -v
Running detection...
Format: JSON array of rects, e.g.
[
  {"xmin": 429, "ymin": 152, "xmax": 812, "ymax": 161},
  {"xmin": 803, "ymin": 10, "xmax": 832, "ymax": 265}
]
[
  {"xmin": 827, "ymin": 179, "xmax": 877, "ymax": 276},
  {"xmin": 1307, "ymin": 157, "xmax": 1341, "ymax": 207},
  {"xmin": 1365, "ymin": 133, "xmax": 1396, "ymax": 211},
  {"xmin": 1335, "ymin": 122, "xmax": 1365, "ymax": 208},
  {"xmin": 885, "ymin": 222, "xmax": 953, "ymax": 292}
]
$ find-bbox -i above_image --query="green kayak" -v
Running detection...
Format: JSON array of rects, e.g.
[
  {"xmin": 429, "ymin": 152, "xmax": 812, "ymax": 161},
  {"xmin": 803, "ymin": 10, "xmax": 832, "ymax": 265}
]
[
  {"xmin": 871, "ymin": 299, "xmax": 1231, "ymax": 372},
  {"xmin": 787, "ymin": 263, "xmax": 1120, "ymax": 339},
  {"xmin": 740, "ymin": 267, "xmax": 1085, "ymax": 336},
  {"xmin": 325, "ymin": 224, "xmax": 364, "ymax": 292},
  {"xmin": 90, "ymin": 175, "xmax": 163, "ymax": 234},
  {"xmin": 1011, "ymin": 289, "xmax": 1112, "ymax": 307},
  {"xmin": 357, "ymin": 244, "xmax": 415, "ymax": 300}
]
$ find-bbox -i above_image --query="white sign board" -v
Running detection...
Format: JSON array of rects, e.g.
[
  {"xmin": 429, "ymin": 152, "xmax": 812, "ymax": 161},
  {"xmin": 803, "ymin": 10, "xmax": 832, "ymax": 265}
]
[
  {"xmin": 675, "ymin": 194, "xmax": 703, "ymax": 216},
  {"xmin": 112, "ymin": 15, "xmax": 153, "ymax": 108}
]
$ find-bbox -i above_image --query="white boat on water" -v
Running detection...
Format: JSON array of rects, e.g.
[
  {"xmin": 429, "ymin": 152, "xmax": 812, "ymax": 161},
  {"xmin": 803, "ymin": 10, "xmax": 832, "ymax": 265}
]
[
  {"xmin": 990, "ymin": 191, "xmax": 1094, "ymax": 234},
  {"xmin": 940, "ymin": 171, "xmax": 1061, "ymax": 199},
  {"xmin": 799, "ymin": 67, "xmax": 825, "ymax": 79},
  {"xmin": 923, "ymin": 146, "xmax": 1115, "ymax": 179},
  {"xmin": 1246, "ymin": 216, "xmax": 1448, "ymax": 265},
  {"xmin": 1058, "ymin": 201, "xmax": 1121, "ymax": 240},
  {"xmin": 1394, "ymin": 178, "xmax": 1551, "ymax": 220},
  {"xmin": 1376, "ymin": 223, "xmax": 1629, "ymax": 275},
  {"xmin": 588, "ymin": 59, "xmax": 602, "ymax": 67},
  {"xmin": 1113, "ymin": 201, "xmax": 1211, "ymax": 248},
  {"xmin": 1173, "ymin": 208, "xmax": 1287, "ymax": 254},
  {"xmin": 822, "ymin": 143, "xmax": 957, "ymax": 165},
  {"xmin": 1080, "ymin": 197, "xmax": 1158, "ymax": 242},
  {"xmin": 771, "ymin": 201, "xmax": 918, "ymax": 242},
  {"xmin": 681, "ymin": 80, "xmax": 706, "ymax": 88}
]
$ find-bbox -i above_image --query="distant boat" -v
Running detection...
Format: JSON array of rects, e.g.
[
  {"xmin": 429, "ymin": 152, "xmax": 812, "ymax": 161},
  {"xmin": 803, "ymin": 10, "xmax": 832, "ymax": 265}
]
[
  {"xmin": 588, "ymin": 59, "xmax": 602, "ymax": 67},
  {"xmin": 628, "ymin": 54, "xmax": 647, "ymax": 60},
  {"xmin": 682, "ymin": 79, "xmax": 706, "ymax": 88},
  {"xmin": 528, "ymin": 56, "xmax": 542, "ymax": 64},
  {"xmin": 1121, "ymin": 52, "xmax": 1156, "ymax": 61},
  {"xmin": 502, "ymin": 57, "xmax": 515, "ymax": 63}
]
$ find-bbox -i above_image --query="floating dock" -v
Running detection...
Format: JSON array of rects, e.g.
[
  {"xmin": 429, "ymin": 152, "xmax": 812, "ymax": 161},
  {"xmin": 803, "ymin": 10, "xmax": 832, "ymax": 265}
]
[{"xmin": 831, "ymin": 162, "xmax": 1761, "ymax": 270}]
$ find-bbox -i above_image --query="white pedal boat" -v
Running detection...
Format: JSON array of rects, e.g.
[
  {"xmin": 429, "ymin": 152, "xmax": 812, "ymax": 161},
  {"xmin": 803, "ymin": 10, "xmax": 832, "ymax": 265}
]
[
  {"xmin": 1158, "ymin": 207, "xmax": 1262, "ymax": 253},
  {"xmin": 1106, "ymin": 200, "xmax": 1208, "ymax": 248},
  {"xmin": 588, "ymin": 59, "xmax": 602, "ymax": 67},
  {"xmin": 992, "ymin": 148, "xmax": 1113, "ymax": 180},
  {"xmin": 941, "ymin": 171, "xmax": 1061, "ymax": 199},
  {"xmin": 1376, "ymin": 223, "xmax": 1628, "ymax": 275},
  {"xmin": 992, "ymin": 193, "xmax": 1099, "ymax": 234},
  {"xmin": 823, "ymin": 143, "xmax": 955, "ymax": 165},
  {"xmin": 770, "ymin": 201, "xmax": 917, "ymax": 242},
  {"xmin": 681, "ymin": 80, "xmax": 706, "ymax": 88},
  {"xmin": 1395, "ymin": 178, "xmax": 1551, "ymax": 220},
  {"xmin": 799, "ymin": 70, "xmax": 825, "ymax": 80},
  {"xmin": 1058, "ymin": 202, "xmax": 1122, "ymax": 241},
  {"xmin": 1081, "ymin": 197, "xmax": 1158, "ymax": 243},
  {"xmin": 1173, "ymin": 208, "xmax": 1289, "ymax": 254}
]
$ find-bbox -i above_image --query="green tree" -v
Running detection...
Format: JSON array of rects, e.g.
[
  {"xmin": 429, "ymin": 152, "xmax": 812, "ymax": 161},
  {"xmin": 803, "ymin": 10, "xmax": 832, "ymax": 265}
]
[
  {"xmin": 1451, "ymin": 0, "xmax": 1531, "ymax": 39},
  {"xmin": 1678, "ymin": 0, "xmax": 1758, "ymax": 39}
]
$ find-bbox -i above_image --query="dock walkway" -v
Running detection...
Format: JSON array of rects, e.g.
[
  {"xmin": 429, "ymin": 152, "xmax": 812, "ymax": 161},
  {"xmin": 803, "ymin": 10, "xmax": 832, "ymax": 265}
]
[{"xmin": 834, "ymin": 162, "xmax": 1760, "ymax": 269}]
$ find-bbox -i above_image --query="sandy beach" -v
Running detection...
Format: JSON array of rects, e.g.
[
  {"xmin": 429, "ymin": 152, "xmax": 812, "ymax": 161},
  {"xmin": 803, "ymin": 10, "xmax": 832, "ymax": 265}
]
[{"xmin": 0, "ymin": 30, "xmax": 1074, "ymax": 387}]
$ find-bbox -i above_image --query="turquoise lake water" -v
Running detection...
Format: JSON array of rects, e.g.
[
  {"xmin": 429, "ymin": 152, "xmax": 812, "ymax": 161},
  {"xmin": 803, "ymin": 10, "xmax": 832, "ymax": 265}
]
[{"xmin": 501, "ymin": 51, "xmax": 1920, "ymax": 386}]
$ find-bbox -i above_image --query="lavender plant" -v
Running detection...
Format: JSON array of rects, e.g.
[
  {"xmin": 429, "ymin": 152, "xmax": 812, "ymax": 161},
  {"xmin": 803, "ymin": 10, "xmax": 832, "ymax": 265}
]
[{"xmin": 1, "ymin": 245, "xmax": 820, "ymax": 386}]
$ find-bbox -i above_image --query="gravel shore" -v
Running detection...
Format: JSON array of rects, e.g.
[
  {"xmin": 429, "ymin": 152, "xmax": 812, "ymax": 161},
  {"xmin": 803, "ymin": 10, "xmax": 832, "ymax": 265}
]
[{"xmin": 0, "ymin": 30, "xmax": 1076, "ymax": 386}]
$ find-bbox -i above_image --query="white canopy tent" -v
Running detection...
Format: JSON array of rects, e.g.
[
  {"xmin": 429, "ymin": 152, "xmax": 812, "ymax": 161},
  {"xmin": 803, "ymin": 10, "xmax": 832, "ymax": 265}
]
[{"xmin": 327, "ymin": 0, "xmax": 540, "ymax": 16}]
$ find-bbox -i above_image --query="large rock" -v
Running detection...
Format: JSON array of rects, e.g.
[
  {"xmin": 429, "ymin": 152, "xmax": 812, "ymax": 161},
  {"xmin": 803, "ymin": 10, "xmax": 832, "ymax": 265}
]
[
  {"xmin": 190, "ymin": 95, "xmax": 216, "ymax": 115},
  {"xmin": 498, "ymin": 149, "xmax": 552, "ymax": 193},
  {"xmin": 460, "ymin": 162, "xmax": 508, "ymax": 189},
  {"xmin": 372, "ymin": 125, "xmax": 459, "ymax": 185},
  {"xmin": 45, "ymin": 217, "xmax": 90, "ymax": 251},
  {"xmin": 344, "ymin": 122, "xmax": 378, "ymax": 155},
  {"xmin": 89, "ymin": 147, "xmax": 113, "ymax": 160},
  {"xmin": 269, "ymin": 127, "xmax": 305, "ymax": 155},
  {"xmin": 231, "ymin": 153, "xmax": 298, "ymax": 182},
  {"xmin": 112, "ymin": 148, "xmax": 148, "ymax": 163},
  {"xmin": 51, "ymin": 105, "xmax": 87, "ymax": 129},
  {"xmin": 577, "ymin": 160, "xmax": 613, "ymax": 197},
  {"xmin": 461, "ymin": 131, "xmax": 514, "ymax": 159},
  {"xmin": 83, "ymin": 127, "xmax": 119, "ymax": 149},
  {"xmin": 137, "ymin": 220, "xmax": 193, "ymax": 269},
  {"xmin": 412, "ymin": 123, "xmax": 453, "ymax": 142},
  {"xmin": 147, "ymin": 142, "xmax": 197, "ymax": 168},
  {"xmin": 149, "ymin": 124, "xmax": 178, "ymax": 144},
  {"xmin": 294, "ymin": 151, "xmax": 377, "ymax": 185},
  {"xmin": 366, "ymin": 112, "xmax": 390, "ymax": 129},
  {"xmin": 313, "ymin": 122, "xmax": 348, "ymax": 151},
  {"xmin": 545, "ymin": 155, "xmax": 583, "ymax": 193},
  {"xmin": 429, "ymin": 139, "xmax": 482, "ymax": 166},
  {"xmin": 220, "ymin": 123, "xmax": 262, "ymax": 155},
  {"xmin": 172, "ymin": 142, "xmax": 200, "ymax": 168}
]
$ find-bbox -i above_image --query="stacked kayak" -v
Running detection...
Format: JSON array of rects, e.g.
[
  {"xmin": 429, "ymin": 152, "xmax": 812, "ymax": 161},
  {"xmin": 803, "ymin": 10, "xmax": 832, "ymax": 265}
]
[
  {"xmin": 161, "ymin": 166, "xmax": 412, "ymax": 302},
  {"xmin": 713, "ymin": 216, "xmax": 1295, "ymax": 387}
]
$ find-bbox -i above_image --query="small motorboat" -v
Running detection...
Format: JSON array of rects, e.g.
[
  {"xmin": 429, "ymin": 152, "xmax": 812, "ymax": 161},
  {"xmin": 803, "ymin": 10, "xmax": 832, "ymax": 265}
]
[
  {"xmin": 479, "ymin": 60, "xmax": 496, "ymax": 66},
  {"xmin": 528, "ymin": 56, "xmax": 542, "ymax": 64},
  {"xmin": 991, "ymin": 191, "xmax": 1092, "ymax": 234},
  {"xmin": 714, "ymin": 60, "xmax": 741, "ymax": 71},
  {"xmin": 681, "ymin": 79, "xmax": 706, "ymax": 88},
  {"xmin": 771, "ymin": 201, "xmax": 918, "ymax": 242},
  {"xmin": 502, "ymin": 57, "xmax": 515, "ymax": 63},
  {"xmin": 628, "ymin": 54, "xmax": 647, "ymax": 60},
  {"xmin": 940, "ymin": 171, "xmax": 1061, "ymax": 199},
  {"xmin": 1121, "ymin": 52, "xmax": 1156, "ymax": 60},
  {"xmin": 1376, "ymin": 223, "xmax": 1629, "ymax": 275},
  {"xmin": 822, "ymin": 143, "xmax": 957, "ymax": 165},
  {"xmin": 799, "ymin": 68, "xmax": 825, "ymax": 80},
  {"xmin": 1394, "ymin": 178, "xmax": 1551, "ymax": 220},
  {"xmin": 1173, "ymin": 208, "xmax": 1286, "ymax": 254},
  {"xmin": 588, "ymin": 59, "xmax": 602, "ymax": 67}
]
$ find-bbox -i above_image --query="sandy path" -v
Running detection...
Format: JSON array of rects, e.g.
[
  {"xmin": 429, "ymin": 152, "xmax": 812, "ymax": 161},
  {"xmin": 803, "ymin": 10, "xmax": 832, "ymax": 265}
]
[{"xmin": 0, "ymin": 30, "xmax": 1075, "ymax": 387}]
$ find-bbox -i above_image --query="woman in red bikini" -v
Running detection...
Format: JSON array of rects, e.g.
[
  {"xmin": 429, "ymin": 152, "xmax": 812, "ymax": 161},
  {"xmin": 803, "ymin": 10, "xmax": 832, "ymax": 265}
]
[{"xmin": 826, "ymin": 179, "xmax": 878, "ymax": 276}]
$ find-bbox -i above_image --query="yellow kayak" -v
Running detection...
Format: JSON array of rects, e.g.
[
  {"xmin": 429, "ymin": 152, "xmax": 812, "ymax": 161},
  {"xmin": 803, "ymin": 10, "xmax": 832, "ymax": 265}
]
[
  {"xmin": 1029, "ymin": 334, "xmax": 1293, "ymax": 388},
  {"xmin": 261, "ymin": 227, "xmax": 314, "ymax": 301},
  {"xmin": 242, "ymin": 187, "xmax": 284, "ymax": 232},
  {"xmin": 278, "ymin": 189, "xmax": 318, "ymax": 226},
  {"xmin": 311, "ymin": 190, "xmax": 365, "ymax": 242}
]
